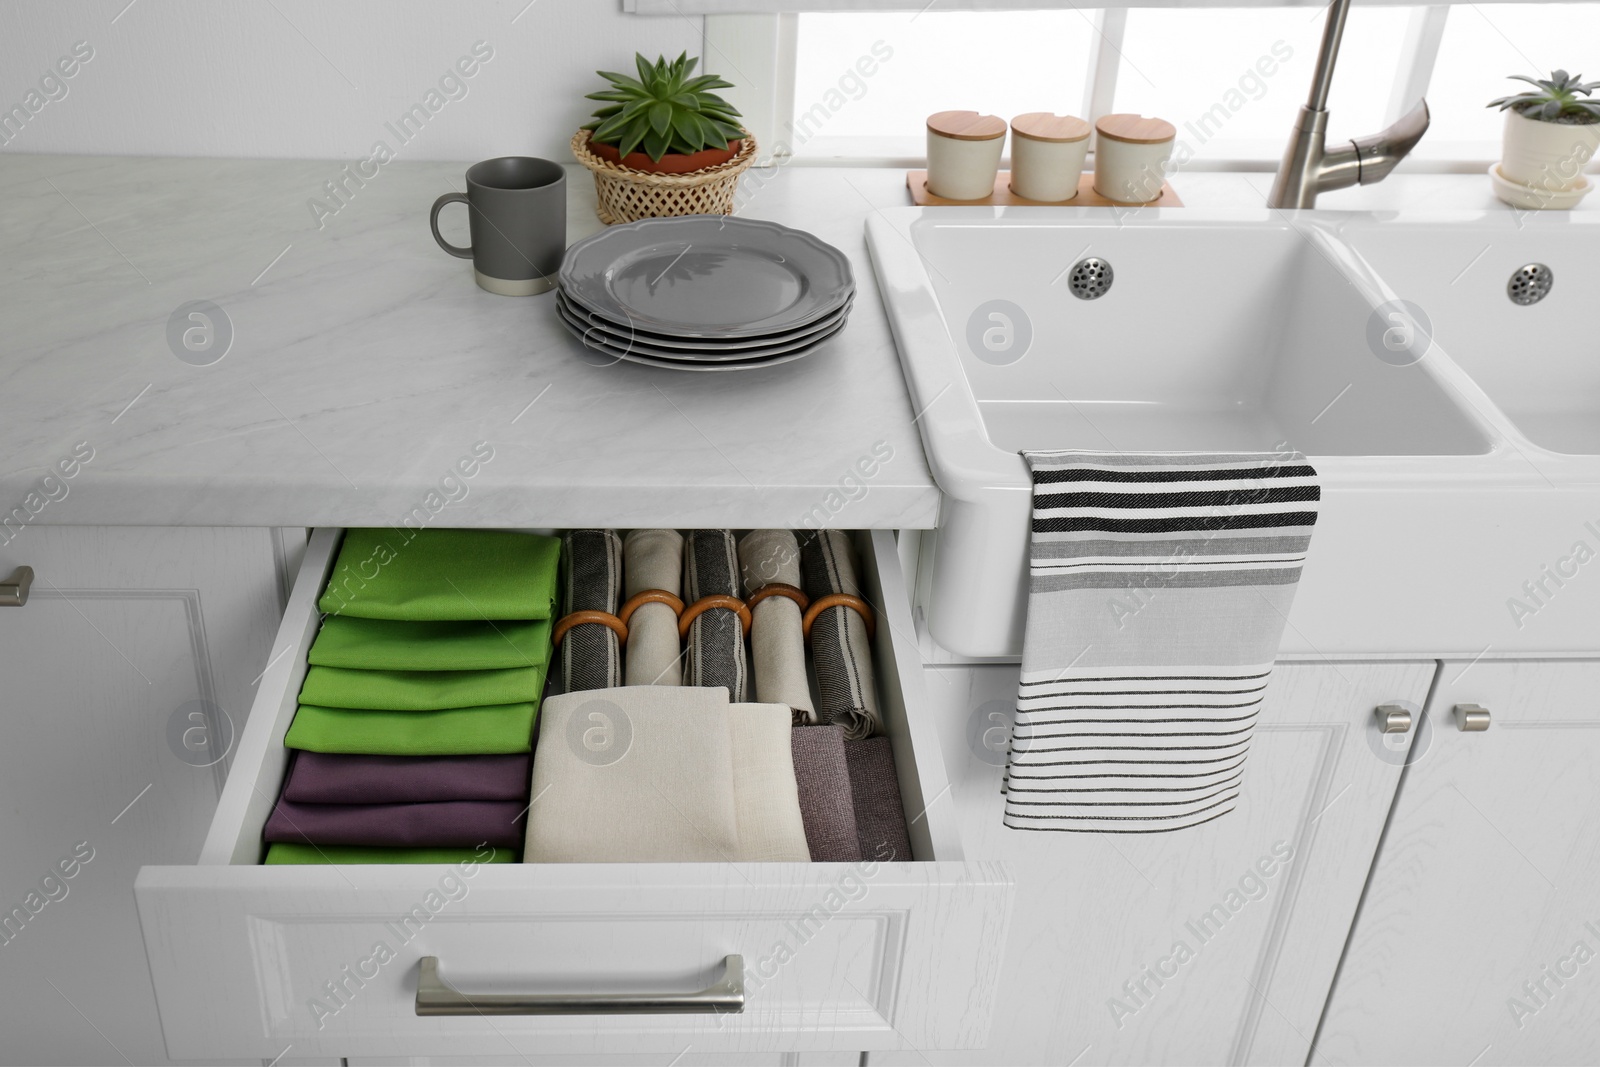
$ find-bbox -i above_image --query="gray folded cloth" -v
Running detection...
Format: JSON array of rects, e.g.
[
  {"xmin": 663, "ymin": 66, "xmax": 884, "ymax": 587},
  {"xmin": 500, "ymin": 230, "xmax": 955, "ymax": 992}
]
[
  {"xmin": 799, "ymin": 530, "xmax": 881, "ymax": 740},
  {"xmin": 739, "ymin": 530, "xmax": 816, "ymax": 724},
  {"xmin": 623, "ymin": 529, "xmax": 684, "ymax": 687},
  {"xmin": 559, "ymin": 530, "xmax": 622, "ymax": 693},
  {"xmin": 846, "ymin": 736, "xmax": 912, "ymax": 863},
  {"xmin": 683, "ymin": 530, "xmax": 748, "ymax": 700},
  {"xmin": 790, "ymin": 725, "xmax": 861, "ymax": 862}
]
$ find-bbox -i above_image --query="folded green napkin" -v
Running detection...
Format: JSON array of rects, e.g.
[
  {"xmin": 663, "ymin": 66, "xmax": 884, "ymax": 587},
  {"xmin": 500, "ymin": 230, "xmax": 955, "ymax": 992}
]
[
  {"xmin": 264, "ymin": 843, "xmax": 518, "ymax": 865},
  {"xmin": 318, "ymin": 528, "xmax": 561, "ymax": 621},
  {"xmin": 284, "ymin": 702, "xmax": 539, "ymax": 755},
  {"xmin": 309, "ymin": 616, "xmax": 553, "ymax": 671},
  {"xmin": 299, "ymin": 664, "xmax": 546, "ymax": 711}
]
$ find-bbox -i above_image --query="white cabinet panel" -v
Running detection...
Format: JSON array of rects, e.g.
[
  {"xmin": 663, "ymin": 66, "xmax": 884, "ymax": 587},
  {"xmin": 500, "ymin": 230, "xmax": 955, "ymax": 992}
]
[
  {"xmin": 1313, "ymin": 659, "xmax": 1600, "ymax": 1066},
  {"xmin": 875, "ymin": 658, "xmax": 1435, "ymax": 1066},
  {"xmin": 0, "ymin": 526, "xmax": 294, "ymax": 1066}
]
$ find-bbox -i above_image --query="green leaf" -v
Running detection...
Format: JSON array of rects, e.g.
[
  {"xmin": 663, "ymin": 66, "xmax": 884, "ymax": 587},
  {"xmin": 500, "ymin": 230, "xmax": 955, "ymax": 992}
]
[
  {"xmin": 648, "ymin": 100, "xmax": 674, "ymax": 135},
  {"xmin": 585, "ymin": 90, "xmax": 639, "ymax": 102},
  {"xmin": 619, "ymin": 98, "xmax": 655, "ymax": 123},
  {"xmin": 1542, "ymin": 99, "xmax": 1563, "ymax": 120},
  {"xmin": 635, "ymin": 53, "xmax": 655, "ymax": 86},
  {"xmin": 685, "ymin": 76, "xmax": 735, "ymax": 93},
  {"xmin": 591, "ymin": 113, "xmax": 634, "ymax": 143},
  {"xmin": 643, "ymin": 127, "xmax": 671, "ymax": 162},
  {"xmin": 670, "ymin": 108, "xmax": 707, "ymax": 152},
  {"xmin": 597, "ymin": 71, "xmax": 647, "ymax": 94},
  {"xmin": 617, "ymin": 121, "xmax": 649, "ymax": 159},
  {"xmin": 1552, "ymin": 68, "xmax": 1571, "ymax": 86},
  {"xmin": 589, "ymin": 103, "xmax": 625, "ymax": 118}
]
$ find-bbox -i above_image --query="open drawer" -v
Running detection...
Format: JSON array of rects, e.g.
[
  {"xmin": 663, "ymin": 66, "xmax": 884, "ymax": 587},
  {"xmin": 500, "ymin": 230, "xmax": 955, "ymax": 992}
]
[{"xmin": 135, "ymin": 528, "xmax": 1013, "ymax": 1060}]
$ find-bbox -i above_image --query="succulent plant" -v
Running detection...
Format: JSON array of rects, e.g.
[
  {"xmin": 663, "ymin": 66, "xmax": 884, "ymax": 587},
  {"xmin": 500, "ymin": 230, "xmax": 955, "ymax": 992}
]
[
  {"xmin": 583, "ymin": 52, "xmax": 745, "ymax": 162},
  {"xmin": 1489, "ymin": 69, "xmax": 1600, "ymax": 123}
]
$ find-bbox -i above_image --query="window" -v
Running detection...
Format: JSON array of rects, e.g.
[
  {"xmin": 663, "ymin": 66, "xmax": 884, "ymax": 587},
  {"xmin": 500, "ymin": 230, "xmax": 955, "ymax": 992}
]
[
  {"xmin": 716, "ymin": 2, "xmax": 1600, "ymax": 169},
  {"xmin": 791, "ymin": 10, "xmax": 1099, "ymax": 161},
  {"xmin": 1426, "ymin": 3, "xmax": 1600, "ymax": 152},
  {"xmin": 1114, "ymin": 6, "xmax": 1409, "ymax": 163}
]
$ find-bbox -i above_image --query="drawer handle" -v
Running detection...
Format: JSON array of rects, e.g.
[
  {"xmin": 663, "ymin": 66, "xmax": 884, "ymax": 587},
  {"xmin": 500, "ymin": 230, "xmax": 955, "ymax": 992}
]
[
  {"xmin": 0, "ymin": 566, "xmax": 33, "ymax": 606},
  {"xmin": 1373, "ymin": 703, "xmax": 1412, "ymax": 734},
  {"xmin": 1453, "ymin": 703, "xmax": 1491, "ymax": 732},
  {"xmin": 414, "ymin": 954, "xmax": 745, "ymax": 1016}
]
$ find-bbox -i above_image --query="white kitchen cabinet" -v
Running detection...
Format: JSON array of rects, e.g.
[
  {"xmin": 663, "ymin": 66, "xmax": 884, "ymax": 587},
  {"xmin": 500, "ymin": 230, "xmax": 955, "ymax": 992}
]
[
  {"xmin": 874, "ymin": 658, "xmax": 1437, "ymax": 1066},
  {"xmin": 1313, "ymin": 658, "xmax": 1600, "ymax": 1066},
  {"xmin": 134, "ymin": 529, "xmax": 1014, "ymax": 1062},
  {"xmin": 0, "ymin": 526, "xmax": 299, "ymax": 1067}
]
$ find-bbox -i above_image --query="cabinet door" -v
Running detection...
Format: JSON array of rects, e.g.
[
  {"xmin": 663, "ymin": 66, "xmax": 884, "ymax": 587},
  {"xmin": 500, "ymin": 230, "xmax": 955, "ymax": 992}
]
[
  {"xmin": 0, "ymin": 526, "xmax": 293, "ymax": 1067},
  {"xmin": 874, "ymin": 659, "xmax": 1435, "ymax": 1066},
  {"xmin": 1313, "ymin": 659, "xmax": 1600, "ymax": 1066}
]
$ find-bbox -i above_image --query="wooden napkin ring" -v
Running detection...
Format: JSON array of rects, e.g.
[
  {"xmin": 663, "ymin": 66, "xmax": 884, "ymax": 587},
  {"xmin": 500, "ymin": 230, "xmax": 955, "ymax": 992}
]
[
  {"xmin": 552, "ymin": 610, "xmax": 628, "ymax": 648},
  {"xmin": 618, "ymin": 589, "xmax": 685, "ymax": 629},
  {"xmin": 746, "ymin": 583, "xmax": 810, "ymax": 612},
  {"xmin": 802, "ymin": 593, "xmax": 876, "ymax": 641},
  {"xmin": 678, "ymin": 595, "xmax": 753, "ymax": 639}
]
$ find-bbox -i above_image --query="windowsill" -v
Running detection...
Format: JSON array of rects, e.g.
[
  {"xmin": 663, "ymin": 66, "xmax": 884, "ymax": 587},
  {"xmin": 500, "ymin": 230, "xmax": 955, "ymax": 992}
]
[{"xmin": 785, "ymin": 133, "xmax": 1526, "ymax": 175}]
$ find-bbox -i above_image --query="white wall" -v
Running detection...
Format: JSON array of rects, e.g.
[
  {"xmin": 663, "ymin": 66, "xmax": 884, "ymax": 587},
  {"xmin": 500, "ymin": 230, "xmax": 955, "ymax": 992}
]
[{"xmin": 0, "ymin": 0, "xmax": 702, "ymax": 161}]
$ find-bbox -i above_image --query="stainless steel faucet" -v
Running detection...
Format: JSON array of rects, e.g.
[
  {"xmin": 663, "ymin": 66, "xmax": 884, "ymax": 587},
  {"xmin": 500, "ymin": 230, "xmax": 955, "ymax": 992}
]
[{"xmin": 1267, "ymin": 0, "xmax": 1431, "ymax": 208}]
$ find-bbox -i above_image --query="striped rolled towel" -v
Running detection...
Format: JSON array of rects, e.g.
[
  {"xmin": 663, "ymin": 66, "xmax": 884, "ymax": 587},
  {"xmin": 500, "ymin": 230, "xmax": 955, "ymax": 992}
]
[
  {"xmin": 1007, "ymin": 450, "xmax": 1319, "ymax": 834},
  {"xmin": 560, "ymin": 530, "xmax": 623, "ymax": 693},
  {"xmin": 683, "ymin": 530, "xmax": 749, "ymax": 700}
]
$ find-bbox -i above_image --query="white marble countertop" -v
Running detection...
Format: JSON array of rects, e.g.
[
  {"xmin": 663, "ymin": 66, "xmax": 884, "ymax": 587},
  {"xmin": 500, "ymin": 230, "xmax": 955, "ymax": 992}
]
[
  {"xmin": 0, "ymin": 156, "xmax": 939, "ymax": 530},
  {"xmin": 1, "ymin": 156, "xmax": 1569, "ymax": 530}
]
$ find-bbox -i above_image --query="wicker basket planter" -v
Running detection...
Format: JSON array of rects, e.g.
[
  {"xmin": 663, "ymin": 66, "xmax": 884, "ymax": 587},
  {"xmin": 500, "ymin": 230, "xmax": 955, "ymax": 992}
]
[{"xmin": 570, "ymin": 129, "xmax": 758, "ymax": 225}]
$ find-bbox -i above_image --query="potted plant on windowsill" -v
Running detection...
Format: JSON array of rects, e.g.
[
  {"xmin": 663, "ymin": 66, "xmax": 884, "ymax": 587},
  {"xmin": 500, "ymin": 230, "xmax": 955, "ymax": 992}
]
[
  {"xmin": 1487, "ymin": 69, "xmax": 1600, "ymax": 209},
  {"xmin": 571, "ymin": 52, "xmax": 757, "ymax": 224}
]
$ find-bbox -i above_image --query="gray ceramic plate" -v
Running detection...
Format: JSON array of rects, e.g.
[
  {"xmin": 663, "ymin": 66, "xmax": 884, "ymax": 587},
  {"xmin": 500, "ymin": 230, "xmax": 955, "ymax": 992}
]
[
  {"xmin": 556, "ymin": 289, "xmax": 852, "ymax": 356},
  {"xmin": 556, "ymin": 299, "xmax": 846, "ymax": 372},
  {"xmin": 559, "ymin": 215, "xmax": 854, "ymax": 338}
]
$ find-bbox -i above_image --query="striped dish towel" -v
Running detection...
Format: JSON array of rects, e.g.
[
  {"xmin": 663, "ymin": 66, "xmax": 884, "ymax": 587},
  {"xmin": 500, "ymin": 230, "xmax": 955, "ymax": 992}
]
[{"xmin": 1006, "ymin": 451, "xmax": 1320, "ymax": 834}]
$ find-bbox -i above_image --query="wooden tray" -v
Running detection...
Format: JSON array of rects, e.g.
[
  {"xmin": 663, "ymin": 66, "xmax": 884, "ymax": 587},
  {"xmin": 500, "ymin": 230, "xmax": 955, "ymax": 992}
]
[{"xmin": 906, "ymin": 170, "xmax": 1182, "ymax": 208}]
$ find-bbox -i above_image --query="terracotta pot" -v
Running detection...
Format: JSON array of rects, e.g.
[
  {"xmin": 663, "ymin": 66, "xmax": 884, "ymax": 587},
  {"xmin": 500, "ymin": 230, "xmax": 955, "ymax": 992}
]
[
  {"xmin": 1500, "ymin": 109, "xmax": 1600, "ymax": 190},
  {"xmin": 586, "ymin": 133, "xmax": 742, "ymax": 175}
]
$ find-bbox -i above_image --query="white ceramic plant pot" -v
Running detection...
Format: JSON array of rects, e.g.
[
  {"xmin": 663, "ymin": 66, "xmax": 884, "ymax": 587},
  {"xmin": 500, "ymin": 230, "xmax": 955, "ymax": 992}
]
[{"xmin": 1500, "ymin": 109, "xmax": 1600, "ymax": 189}]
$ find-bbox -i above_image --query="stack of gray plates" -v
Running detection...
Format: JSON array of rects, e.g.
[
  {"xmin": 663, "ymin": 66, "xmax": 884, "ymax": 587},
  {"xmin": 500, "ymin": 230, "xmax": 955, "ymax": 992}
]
[{"xmin": 555, "ymin": 215, "xmax": 855, "ymax": 372}]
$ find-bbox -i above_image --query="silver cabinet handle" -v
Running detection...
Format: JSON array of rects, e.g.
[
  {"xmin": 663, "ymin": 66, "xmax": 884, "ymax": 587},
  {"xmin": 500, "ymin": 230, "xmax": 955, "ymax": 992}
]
[
  {"xmin": 1373, "ymin": 703, "xmax": 1412, "ymax": 734},
  {"xmin": 415, "ymin": 955, "xmax": 745, "ymax": 1017},
  {"xmin": 0, "ymin": 566, "xmax": 33, "ymax": 606},
  {"xmin": 1453, "ymin": 703, "xmax": 1491, "ymax": 732}
]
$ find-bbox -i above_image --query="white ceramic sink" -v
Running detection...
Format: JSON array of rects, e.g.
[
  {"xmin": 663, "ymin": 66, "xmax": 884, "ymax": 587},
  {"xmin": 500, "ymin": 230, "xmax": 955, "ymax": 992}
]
[
  {"xmin": 867, "ymin": 207, "xmax": 1600, "ymax": 659},
  {"xmin": 1341, "ymin": 212, "xmax": 1600, "ymax": 457}
]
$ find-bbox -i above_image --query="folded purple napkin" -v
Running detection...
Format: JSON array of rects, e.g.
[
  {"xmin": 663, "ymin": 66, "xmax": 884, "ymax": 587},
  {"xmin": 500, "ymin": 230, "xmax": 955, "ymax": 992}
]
[
  {"xmin": 790, "ymin": 725, "xmax": 861, "ymax": 862},
  {"xmin": 282, "ymin": 751, "xmax": 532, "ymax": 805},
  {"xmin": 264, "ymin": 797, "xmax": 526, "ymax": 848},
  {"xmin": 845, "ymin": 737, "xmax": 913, "ymax": 863}
]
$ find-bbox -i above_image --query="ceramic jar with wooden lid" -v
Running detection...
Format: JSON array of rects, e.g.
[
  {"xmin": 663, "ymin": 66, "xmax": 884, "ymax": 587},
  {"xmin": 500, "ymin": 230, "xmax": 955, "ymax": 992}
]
[
  {"xmin": 1010, "ymin": 112, "xmax": 1092, "ymax": 202},
  {"xmin": 926, "ymin": 110, "xmax": 1007, "ymax": 201},
  {"xmin": 1093, "ymin": 113, "xmax": 1177, "ymax": 204}
]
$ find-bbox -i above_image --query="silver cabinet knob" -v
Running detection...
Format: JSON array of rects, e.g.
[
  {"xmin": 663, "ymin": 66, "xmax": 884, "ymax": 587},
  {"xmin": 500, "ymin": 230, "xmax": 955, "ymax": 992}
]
[
  {"xmin": 0, "ymin": 566, "xmax": 33, "ymax": 606},
  {"xmin": 1374, "ymin": 703, "xmax": 1412, "ymax": 734},
  {"xmin": 1453, "ymin": 703, "xmax": 1491, "ymax": 731}
]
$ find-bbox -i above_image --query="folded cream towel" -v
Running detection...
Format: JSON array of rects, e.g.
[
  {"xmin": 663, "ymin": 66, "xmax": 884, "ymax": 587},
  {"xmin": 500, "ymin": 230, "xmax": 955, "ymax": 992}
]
[
  {"xmin": 623, "ymin": 529, "xmax": 684, "ymax": 687},
  {"xmin": 524, "ymin": 686, "xmax": 740, "ymax": 863},
  {"xmin": 738, "ymin": 530, "xmax": 816, "ymax": 724},
  {"xmin": 729, "ymin": 702, "xmax": 811, "ymax": 861}
]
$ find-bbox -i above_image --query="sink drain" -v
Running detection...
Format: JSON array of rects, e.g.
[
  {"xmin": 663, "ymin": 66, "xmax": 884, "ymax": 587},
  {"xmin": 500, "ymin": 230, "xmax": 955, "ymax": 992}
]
[
  {"xmin": 1507, "ymin": 263, "xmax": 1553, "ymax": 305},
  {"xmin": 1068, "ymin": 257, "xmax": 1114, "ymax": 300}
]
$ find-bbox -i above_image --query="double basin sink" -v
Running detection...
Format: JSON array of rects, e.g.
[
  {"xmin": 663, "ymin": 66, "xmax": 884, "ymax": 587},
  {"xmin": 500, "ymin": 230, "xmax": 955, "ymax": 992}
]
[{"xmin": 867, "ymin": 208, "xmax": 1600, "ymax": 659}]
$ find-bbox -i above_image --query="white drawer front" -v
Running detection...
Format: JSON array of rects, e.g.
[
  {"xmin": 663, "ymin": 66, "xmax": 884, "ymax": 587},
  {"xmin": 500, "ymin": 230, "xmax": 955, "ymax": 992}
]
[{"xmin": 136, "ymin": 529, "xmax": 1014, "ymax": 1060}]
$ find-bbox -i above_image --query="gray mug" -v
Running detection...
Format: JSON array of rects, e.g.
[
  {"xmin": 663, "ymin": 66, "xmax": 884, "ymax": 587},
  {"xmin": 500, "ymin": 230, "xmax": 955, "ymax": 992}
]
[{"xmin": 431, "ymin": 157, "xmax": 565, "ymax": 296}]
